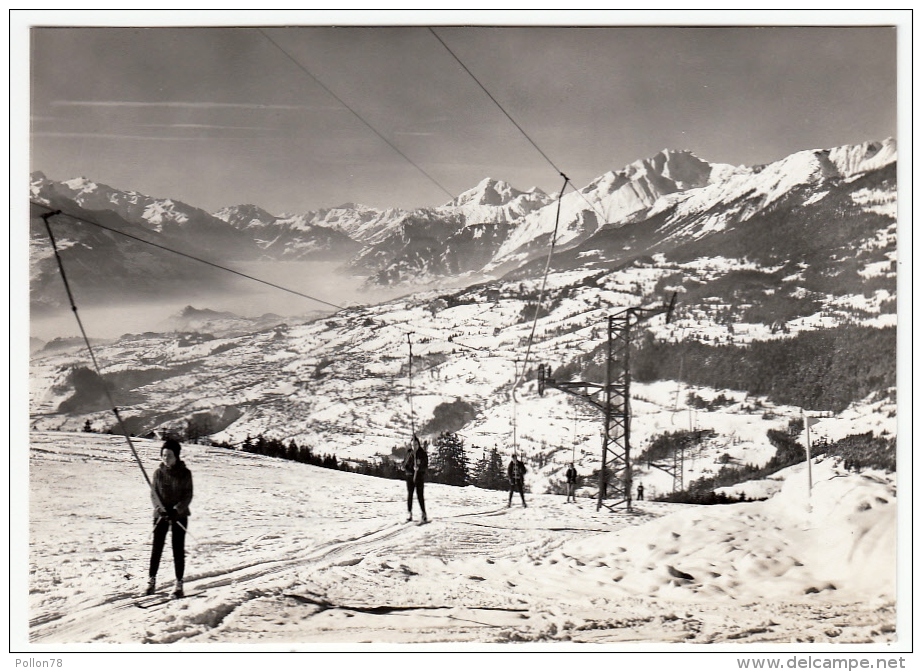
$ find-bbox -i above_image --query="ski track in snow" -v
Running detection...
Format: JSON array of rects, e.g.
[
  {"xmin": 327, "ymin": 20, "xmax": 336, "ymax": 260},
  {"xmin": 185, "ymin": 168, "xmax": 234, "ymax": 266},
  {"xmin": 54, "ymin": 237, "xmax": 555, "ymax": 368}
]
[{"xmin": 27, "ymin": 432, "xmax": 896, "ymax": 646}]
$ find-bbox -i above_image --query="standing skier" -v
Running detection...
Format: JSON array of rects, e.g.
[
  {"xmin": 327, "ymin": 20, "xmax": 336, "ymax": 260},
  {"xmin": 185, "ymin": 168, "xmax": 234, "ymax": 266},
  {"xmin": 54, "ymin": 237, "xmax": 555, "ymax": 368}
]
[
  {"xmin": 146, "ymin": 438, "xmax": 193, "ymax": 598},
  {"xmin": 637, "ymin": 482, "xmax": 645, "ymax": 501},
  {"xmin": 403, "ymin": 435, "xmax": 428, "ymax": 523},
  {"xmin": 507, "ymin": 454, "xmax": 527, "ymax": 508},
  {"xmin": 565, "ymin": 462, "xmax": 578, "ymax": 503}
]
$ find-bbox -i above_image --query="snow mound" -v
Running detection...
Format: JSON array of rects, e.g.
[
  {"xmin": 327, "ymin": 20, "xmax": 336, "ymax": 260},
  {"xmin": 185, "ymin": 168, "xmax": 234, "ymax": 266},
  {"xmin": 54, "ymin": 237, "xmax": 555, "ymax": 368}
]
[{"xmin": 557, "ymin": 461, "xmax": 895, "ymax": 602}]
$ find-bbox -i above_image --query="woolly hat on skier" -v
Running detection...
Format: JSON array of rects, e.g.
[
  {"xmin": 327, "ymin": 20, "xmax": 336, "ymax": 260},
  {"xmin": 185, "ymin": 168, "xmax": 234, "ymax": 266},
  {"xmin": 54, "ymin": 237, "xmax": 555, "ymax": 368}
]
[{"xmin": 162, "ymin": 438, "xmax": 181, "ymax": 458}]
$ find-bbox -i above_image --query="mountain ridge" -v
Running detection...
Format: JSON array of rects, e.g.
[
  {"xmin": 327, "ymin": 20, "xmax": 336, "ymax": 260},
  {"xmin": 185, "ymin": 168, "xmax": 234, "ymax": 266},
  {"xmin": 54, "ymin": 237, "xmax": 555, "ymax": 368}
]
[{"xmin": 30, "ymin": 137, "xmax": 896, "ymax": 305}]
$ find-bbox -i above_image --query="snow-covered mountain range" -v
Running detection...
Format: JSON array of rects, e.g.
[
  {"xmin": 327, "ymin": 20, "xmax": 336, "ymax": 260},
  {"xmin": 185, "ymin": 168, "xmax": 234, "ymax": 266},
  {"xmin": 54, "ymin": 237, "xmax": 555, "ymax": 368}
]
[{"xmin": 30, "ymin": 138, "xmax": 896, "ymax": 311}]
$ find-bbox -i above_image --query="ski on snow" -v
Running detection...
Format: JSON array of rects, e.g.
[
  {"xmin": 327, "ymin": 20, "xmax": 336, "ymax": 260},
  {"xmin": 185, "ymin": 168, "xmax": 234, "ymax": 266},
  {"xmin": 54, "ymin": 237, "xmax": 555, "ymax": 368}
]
[
  {"xmin": 135, "ymin": 595, "xmax": 173, "ymax": 609},
  {"xmin": 135, "ymin": 591, "xmax": 201, "ymax": 609}
]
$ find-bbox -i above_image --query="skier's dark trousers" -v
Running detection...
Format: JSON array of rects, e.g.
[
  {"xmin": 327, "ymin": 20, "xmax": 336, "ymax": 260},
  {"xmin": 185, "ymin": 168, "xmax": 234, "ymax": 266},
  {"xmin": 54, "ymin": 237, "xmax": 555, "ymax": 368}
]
[
  {"xmin": 147, "ymin": 439, "xmax": 193, "ymax": 597},
  {"xmin": 507, "ymin": 456, "xmax": 527, "ymax": 508},
  {"xmin": 404, "ymin": 436, "xmax": 428, "ymax": 522},
  {"xmin": 565, "ymin": 463, "xmax": 578, "ymax": 503}
]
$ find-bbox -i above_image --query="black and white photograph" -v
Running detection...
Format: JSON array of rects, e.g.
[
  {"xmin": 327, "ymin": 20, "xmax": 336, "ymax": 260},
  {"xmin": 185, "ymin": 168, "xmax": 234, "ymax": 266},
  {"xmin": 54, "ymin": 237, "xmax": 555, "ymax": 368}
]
[{"xmin": 13, "ymin": 9, "xmax": 912, "ymax": 661}]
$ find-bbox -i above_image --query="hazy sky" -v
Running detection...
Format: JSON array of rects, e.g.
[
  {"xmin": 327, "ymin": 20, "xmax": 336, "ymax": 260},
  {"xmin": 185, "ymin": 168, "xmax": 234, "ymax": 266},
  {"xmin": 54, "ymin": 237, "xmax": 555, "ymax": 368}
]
[{"xmin": 29, "ymin": 20, "xmax": 898, "ymax": 215}]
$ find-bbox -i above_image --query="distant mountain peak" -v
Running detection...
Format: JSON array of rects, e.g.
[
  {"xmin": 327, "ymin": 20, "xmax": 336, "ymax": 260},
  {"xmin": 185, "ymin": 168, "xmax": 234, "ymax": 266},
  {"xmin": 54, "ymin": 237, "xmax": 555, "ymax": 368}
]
[
  {"xmin": 177, "ymin": 305, "xmax": 235, "ymax": 319},
  {"xmin": 213, "ymin": 204, "xmax": 278, "ymax": 229},
  {"xmin": 451, "ymin": 177, "xmax": 524, "ymax": 207},
  {"xmin": 619, "ymin": 149, "xmax": 713, "ymax": 185},
  {"xmin": 59, "ymin": 176, "xmax": 101, "ymax": 196},
  {"xmin": 824, "ymin": 137, "xmax": 897, "ymax": 176}
]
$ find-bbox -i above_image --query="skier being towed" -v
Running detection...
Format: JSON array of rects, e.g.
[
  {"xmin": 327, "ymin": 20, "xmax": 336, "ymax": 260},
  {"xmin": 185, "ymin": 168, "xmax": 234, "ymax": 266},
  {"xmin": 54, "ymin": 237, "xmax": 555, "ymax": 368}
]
[
  {"xmin": 404, "ymin": 435, "xmax": 428, "ymax": 523},
  {"xmin": 146, "ymin": 438, "xmax": 193, "ymax": 598}
]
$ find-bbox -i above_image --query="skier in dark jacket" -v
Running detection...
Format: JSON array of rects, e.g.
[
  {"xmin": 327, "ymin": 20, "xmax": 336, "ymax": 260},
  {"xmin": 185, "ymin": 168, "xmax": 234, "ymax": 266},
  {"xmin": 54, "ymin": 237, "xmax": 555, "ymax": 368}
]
[
  {"xmin": 147, "ymin": 438, "xmax": 193, "ymax": 597},
  {"xmin": 565, "ymin": 462, "xmax": 578, "ymax": 503},
  {"xmin": 403, "ymin": 435, "xmax": 428, "ymax": 523},
  {"xmin": 507, "ymin": 455, "xmax": 527, "ymax": 508}
]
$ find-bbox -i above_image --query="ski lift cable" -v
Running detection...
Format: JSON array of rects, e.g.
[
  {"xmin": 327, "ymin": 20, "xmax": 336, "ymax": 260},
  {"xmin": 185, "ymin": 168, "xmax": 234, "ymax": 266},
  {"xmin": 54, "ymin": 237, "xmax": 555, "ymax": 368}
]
[
  {"xmin": 512, "ymin": 175, "xmax": 570, "ymax": 397},
  {"xmin": 507, "ymin": 175, "xmax": 568, "ymax": 453},
  {"xmin": 429, "ymin": 28, "xmax": 566, "ymax": 178},
  {"xmin": 30, "ymin": 202, "xmax": 373, "ymax": 457},
  {"xmin": 38, "ymin": 210, "xmax": 181, "ymax": 523},
  {"xmin": 257, "ymin": 28, "xmax": 456, "ymax": 203},
  {"xmin": 571, "ymin": 396, "xmax": 578, "ymax": 463},
  {"xmin": 407, "ymin": 333, "xmax": 416, "ymax": 439},
  {"xmin": 30, "ymin": 201, "xmax": 346, "ymax": 311},
  {"xmin": 428, "ymin": 28, "xmax": 613, "ymax": 227}
]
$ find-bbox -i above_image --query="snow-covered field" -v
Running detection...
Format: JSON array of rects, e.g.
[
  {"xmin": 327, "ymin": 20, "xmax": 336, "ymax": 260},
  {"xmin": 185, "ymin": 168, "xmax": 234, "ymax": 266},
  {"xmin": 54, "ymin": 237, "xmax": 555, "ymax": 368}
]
[
  {"xmin": 20, "ymin": 431, "xmax": 899, "ymax": 650},
  {"xmin": 27, "ymin": 258, "xmax": 898, "ymax": 507}
]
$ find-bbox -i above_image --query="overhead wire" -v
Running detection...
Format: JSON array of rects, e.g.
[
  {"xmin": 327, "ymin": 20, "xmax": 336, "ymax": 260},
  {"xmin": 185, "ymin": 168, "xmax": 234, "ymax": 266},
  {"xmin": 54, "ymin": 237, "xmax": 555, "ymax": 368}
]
[
  {"xmin": 429, "ymin": 28, "xmax": 567, "ymax": 180},
  {"xmin": 37, "ymin": 209, "xmax": 181, "ymax": 527},
  {"xmin": 425, "ymin": 29, "xmax": 621, "ymax": 457},
  {"xmin": 507, "ymin": 175, "xmax": 569, "ymax": 452},
  {"xmin": 512, "ymin": 175, "xmax": 570, "ymax": 394},
  {"xmin": 428, "ymin": 27, "xmax": 615, "ymax": 231},
  {"xmin": 407, "ymin": 333, "xmax": 416, "ymax": 438},
  {"xmin": 29, "ymin": 201, "xmax": 345, "ymax": 311},
  {"xmin": 257, "ymin": 27, "xmax": 457, "ymax": 204},
  {"xmin": 425, "ymin": 28, "xmax": 591, "ymax": 454}
]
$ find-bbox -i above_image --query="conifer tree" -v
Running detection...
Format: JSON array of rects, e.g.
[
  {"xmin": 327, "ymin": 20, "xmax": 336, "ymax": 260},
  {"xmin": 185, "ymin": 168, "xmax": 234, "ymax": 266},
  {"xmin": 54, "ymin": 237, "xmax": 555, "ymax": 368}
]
[
  {"xmin": 472, "ymin": 449, "xmax": 488, "ymax": 488},
  {"xmin": 474, "ymin": 446, "xmax": 505, "ymax": 490},
  {"xmin": 433, "ymin": 431, "xmax": 469, "ymax": 486}
]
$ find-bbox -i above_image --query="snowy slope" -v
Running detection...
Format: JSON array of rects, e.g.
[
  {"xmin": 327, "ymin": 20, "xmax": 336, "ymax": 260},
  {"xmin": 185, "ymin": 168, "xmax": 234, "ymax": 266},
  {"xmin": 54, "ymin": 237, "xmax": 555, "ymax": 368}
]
[
  {"xmin": 24, "ymin": 431, "xmax": 896, "ymax": 645},
  {"xmin": 28, "ymin": 247, "xmax": 897, "ymax": 498}
]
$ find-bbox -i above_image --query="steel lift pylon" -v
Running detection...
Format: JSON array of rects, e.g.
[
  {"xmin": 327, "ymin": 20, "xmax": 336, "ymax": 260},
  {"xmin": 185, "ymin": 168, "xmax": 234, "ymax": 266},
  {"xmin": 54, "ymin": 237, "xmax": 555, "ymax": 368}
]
[{"xmin": 538, "ymin": 292, "xmax": 677, "ymax": 512}]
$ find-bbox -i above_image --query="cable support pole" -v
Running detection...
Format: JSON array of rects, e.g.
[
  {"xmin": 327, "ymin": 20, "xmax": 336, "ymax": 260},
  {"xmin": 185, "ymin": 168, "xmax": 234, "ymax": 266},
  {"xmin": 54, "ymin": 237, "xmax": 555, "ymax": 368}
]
[
  {"xmin": 597, "ymin": 315, "xmax": 614, "ymax": 512},
  {"xmin": 39, "ymin": 211, "xmax": 166, "ymax": 513},
  {"xmin": 572, "ymin": 398, "xmax": 577, "ymax": 464},
  {"xmin": 512, "ymin": 359, "xmax": 519, "ymax": 454},
  {"xmin": 30, "ymin": 201, "xmax": 344, "ymax": 311},
  {"xmin": 624, "ymin": 314, "xmax": 633, "ymax": 513},
  {"xmin": 407, "ymin": 332, "xmax": 415, "ymax": 438},
  {"xmin": 258, "ymin": 28, "xmax": 455, "ymax": 203}
]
